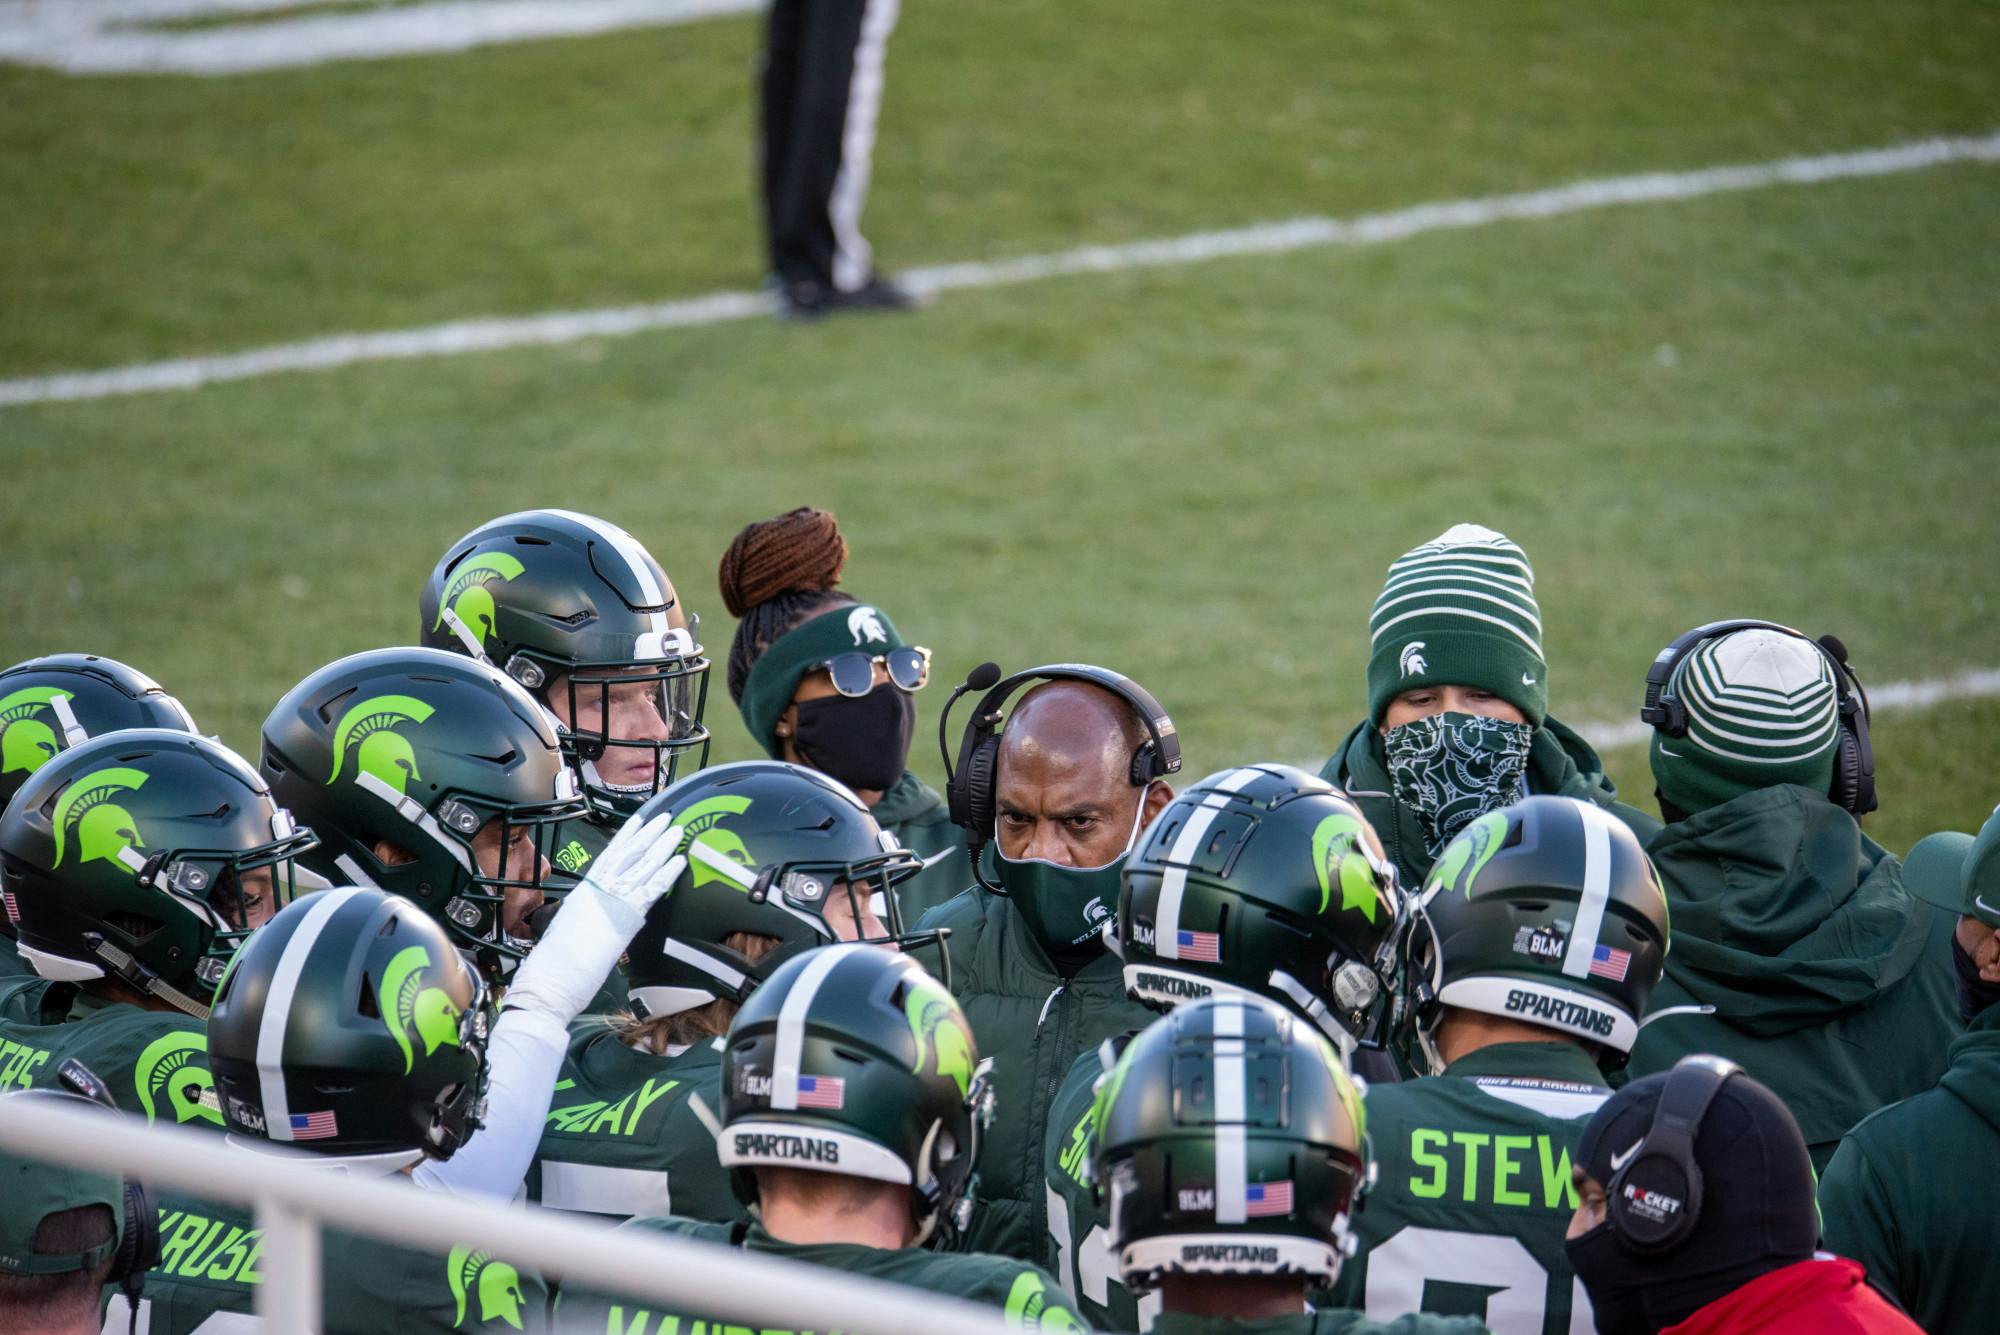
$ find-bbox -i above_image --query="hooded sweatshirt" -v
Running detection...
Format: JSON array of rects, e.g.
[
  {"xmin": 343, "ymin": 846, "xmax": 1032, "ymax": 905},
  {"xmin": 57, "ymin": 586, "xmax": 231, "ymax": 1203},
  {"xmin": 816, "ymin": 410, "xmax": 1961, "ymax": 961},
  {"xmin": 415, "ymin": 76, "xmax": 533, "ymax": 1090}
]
[
  {"xmin": 1622, "ymin": 785, "xmax": 1961, "ymax": 1169},
  {"xmin": 1818, "ymin": 1001, "xmax": 2000, "ymax": 1334},
  {"xmin": 1658, "ymin": 1256, "xmax": 1920, "ymax": 1335},
  {"xmin": 1321, "ymin": 715, "xmax": 1660, "ymax": 891}
]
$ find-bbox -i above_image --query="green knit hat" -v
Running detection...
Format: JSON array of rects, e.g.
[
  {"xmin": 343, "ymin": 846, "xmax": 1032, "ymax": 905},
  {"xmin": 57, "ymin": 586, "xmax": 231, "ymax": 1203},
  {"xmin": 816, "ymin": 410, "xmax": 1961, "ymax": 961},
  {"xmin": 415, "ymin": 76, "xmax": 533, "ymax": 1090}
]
[
  {"xmin": 738, "ymin": 602, "xmax": 906, "ymax": 757},
  {"xmin": 1366, "ymin": 524, "xmax": 1547, "ymax": 726},
  {"xmin": 0, "ymin": 1096, "xmax": 124, "ymax": 1277},
  {"xmin": 1648, "ymin": 627, "xmax": 1840, "ymax": 816}
]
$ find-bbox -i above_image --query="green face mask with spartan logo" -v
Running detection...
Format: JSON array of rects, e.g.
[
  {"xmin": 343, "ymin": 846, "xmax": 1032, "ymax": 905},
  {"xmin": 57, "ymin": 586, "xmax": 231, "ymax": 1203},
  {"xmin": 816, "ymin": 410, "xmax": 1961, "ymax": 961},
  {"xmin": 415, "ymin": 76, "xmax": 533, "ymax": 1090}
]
[
  {"xmin": 51, "ymin": 766, "xmax": 149, "ymax": 872},
  {"xmin": 327, "ymin": 695, "xmax": 435, "ymax": 796},
  {"xmin": 0, "ymin": 687, "xmax": 72, "ymax": 778},
  {"xmin": 378, "ymin": 945, "xmax": 463, "ymax": 1076},
  {"xmin": 1382, "ymin": 711, "xmax": 1534, "ymax": 857},
  {"xmin": 447, "ymin": 1246, "xmax": 524, "ymax": 1331}
]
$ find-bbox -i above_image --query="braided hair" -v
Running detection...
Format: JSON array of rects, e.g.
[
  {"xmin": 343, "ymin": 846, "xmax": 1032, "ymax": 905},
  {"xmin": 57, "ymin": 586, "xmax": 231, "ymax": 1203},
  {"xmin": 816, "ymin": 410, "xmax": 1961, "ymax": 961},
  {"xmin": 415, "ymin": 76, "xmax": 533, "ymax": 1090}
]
[{"xmin": 717, "ymin": 507, "xmax": 857, "ymax": 704}]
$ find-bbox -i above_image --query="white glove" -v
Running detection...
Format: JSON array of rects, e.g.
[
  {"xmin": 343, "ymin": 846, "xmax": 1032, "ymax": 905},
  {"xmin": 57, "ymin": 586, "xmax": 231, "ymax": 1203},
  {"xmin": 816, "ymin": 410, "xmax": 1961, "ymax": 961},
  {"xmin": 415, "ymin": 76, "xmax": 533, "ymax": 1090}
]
[{"xmin": 500, "ymin": 810, "xmax": 685, "ymax": 1023}]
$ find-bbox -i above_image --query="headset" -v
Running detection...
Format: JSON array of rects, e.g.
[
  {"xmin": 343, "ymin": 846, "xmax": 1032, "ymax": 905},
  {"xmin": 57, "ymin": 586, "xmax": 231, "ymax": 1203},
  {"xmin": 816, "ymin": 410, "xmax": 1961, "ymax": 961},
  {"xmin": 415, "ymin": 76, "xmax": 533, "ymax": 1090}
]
[
  {"xmin": 1639, "ymin": 618, "xmax": 1876, "ymax": 816},
  {"xmin": 45, "ymin": 1059, "xmax": 161, "ymax": 1327},
  {"xmin": 1604, "ymin": 1053, "xmax": 1743, "ymax": 1253},
  {"xmin": 938, "ymin": 662, "xmax": 1181, "ymax": 893}
]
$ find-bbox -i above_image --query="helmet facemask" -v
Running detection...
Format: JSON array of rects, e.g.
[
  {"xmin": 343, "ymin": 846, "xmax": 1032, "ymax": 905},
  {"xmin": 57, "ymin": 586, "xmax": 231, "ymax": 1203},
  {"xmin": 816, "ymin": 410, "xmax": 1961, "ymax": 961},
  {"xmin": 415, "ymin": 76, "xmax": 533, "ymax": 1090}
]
[
  {"xmin": 531, "ymin": 635, "xmax": 713, "ymax": 821},
  {"xmin": 168, "ymin": 808, "xmax": 320, "ymax": 990}
]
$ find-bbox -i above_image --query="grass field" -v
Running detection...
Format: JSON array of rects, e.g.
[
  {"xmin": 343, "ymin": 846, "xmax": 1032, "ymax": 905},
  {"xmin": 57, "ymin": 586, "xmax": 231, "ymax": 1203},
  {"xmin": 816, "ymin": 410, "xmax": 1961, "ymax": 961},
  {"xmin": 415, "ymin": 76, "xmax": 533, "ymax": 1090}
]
[{"xmin": 2, "ymin": 0, "xmax": 1996, "ymax": 855}]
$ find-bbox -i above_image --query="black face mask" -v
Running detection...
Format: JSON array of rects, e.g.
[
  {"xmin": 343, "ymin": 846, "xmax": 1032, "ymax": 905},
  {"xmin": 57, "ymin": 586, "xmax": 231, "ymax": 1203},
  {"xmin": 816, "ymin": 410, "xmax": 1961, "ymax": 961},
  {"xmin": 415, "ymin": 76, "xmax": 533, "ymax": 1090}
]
[
  {"xmin": 791, "ymin": 687, "xmax": 917, "ymax": 794},
  {"xmin": 1951, "ymin": 933, "xmax": 2000, "ymax": 1024},
  {"xmin": 1564, "ymin": 1225, "xmax": 1656, "ymax": 1335}
]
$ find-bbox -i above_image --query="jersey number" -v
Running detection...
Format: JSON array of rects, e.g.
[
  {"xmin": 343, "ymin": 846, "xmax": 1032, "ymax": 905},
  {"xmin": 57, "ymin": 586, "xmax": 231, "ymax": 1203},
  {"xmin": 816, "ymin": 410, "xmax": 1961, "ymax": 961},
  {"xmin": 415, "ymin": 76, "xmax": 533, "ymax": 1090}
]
[{"xmin": 1363, "ymin": 1226, "xmax": 1593, "ymax": 1335}]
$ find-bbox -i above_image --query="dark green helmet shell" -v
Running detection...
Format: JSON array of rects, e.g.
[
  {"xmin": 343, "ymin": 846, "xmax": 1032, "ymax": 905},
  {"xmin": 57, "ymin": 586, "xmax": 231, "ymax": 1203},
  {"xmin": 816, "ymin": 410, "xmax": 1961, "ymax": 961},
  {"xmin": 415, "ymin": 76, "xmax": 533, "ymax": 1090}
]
[
  {"xmin": 259, "ymin": 647, "xmax": 586, "ymax": 972},
  {"xmin": 720, "ymin": 944, "xmax": 987, "ymax": 1245},
  {"xmin": 0, "ymin": 730, "xmax": 316, "ymax": 1013},
  {"xmin": 208, "ymin": 887, "xmax": 492, "ymax": 1163},
  {"xmin": 419, "ymin": 509, "xmax": 711, "ymax": 818},
  {"xmin": 1398, "ymin": 795, "xmax": 1670, "ymax": 1074},
  {"xmin": 1118, "ymin": 765, "xmax": 1403, "ymax": 1054},
  {"xmin": 1094, "ymin": 995, "xmax": 1369, "ymax": 1289},
  {"xmin": 621, "ymin": 761, "xmax": 930, "ymax": 1015},
  {"xmin": 0, "ymin": 654, "xmax": 198, "ymax": 812}
]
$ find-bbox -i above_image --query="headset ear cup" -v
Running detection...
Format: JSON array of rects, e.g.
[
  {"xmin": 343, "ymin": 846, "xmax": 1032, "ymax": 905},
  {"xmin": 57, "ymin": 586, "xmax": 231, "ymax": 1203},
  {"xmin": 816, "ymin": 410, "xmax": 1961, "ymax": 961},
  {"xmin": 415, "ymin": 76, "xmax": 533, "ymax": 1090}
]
[
  {"xmin": 1830, "ymin": 724, "xmax": 1861, "ymax": 814},
  {"xmin": 1606, "ymin": 1154, "xmax": 1703, "ymax": 1254},
  {"xmin": 963, "ymin": 738, "xmax": 1000, "ymax": 842},
  {"xmin": 113, "ymin": 1179, "xmax": 159, "ymax": 1282}
]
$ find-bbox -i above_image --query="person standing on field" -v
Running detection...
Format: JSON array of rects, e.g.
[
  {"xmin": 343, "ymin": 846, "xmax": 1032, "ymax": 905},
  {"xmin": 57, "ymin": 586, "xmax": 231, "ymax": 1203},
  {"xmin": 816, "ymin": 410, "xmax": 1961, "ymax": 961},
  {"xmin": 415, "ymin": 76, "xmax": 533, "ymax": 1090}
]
[{"xmin": 761, "ymin": 0, "xmax": 915, "ymax": 318}]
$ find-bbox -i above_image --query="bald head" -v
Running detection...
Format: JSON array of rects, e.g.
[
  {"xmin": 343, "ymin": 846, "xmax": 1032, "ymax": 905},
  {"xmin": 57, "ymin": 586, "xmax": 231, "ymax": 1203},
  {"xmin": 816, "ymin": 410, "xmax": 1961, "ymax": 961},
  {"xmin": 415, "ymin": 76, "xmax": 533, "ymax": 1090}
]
[{"xmin": 994, "ymin": 681, "xmax": 1172, "ymax": 868}]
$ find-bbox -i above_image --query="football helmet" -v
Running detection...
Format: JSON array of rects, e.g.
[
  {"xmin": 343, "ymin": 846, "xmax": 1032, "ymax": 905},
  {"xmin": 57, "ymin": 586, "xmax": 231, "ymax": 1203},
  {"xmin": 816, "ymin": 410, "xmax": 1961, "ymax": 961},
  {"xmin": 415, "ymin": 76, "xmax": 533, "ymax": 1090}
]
[{"xmin": 0, "ymin": 654, "xmax": 197, "ymax": 812}]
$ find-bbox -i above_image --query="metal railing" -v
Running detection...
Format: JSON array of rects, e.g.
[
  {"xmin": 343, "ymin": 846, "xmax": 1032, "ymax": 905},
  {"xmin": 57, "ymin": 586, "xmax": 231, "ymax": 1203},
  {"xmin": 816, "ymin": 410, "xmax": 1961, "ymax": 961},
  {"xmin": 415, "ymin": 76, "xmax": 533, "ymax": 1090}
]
[{"xmin": 0, "ymin": 1098, "xmax": 1019, "ymax": 1335}]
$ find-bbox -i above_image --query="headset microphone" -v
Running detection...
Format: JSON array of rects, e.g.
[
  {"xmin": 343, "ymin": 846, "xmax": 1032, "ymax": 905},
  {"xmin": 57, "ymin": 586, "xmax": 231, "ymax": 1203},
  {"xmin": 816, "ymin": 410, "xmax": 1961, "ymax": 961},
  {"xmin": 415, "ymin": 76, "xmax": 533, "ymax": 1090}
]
[{"xmin": 938, "ymin": 661, "xmax": 1002, "ymax": 784}]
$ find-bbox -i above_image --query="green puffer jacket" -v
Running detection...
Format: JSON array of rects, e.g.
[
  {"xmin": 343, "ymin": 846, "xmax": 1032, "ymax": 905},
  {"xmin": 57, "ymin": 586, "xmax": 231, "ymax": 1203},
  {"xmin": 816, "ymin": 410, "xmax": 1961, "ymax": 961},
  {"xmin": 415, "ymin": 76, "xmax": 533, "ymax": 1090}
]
[
  {"xmin": 1622, "ymin": 785, "xmax": 1961, "ymax": 1170},
  {"xmin": 1318, "ymin": 715, "xmax": 1660, "ymax": 891},
  {"xmin": 1818, "ymin": 1001, "xmax": 2000, "ymax": 1335},
  {"xmin": 874, "ymin": 772, "xmax": 973, "ymax": 925},
  {"xmin": 915, "ymin": 885, "xmax": 1156, "ymax": 1263}
]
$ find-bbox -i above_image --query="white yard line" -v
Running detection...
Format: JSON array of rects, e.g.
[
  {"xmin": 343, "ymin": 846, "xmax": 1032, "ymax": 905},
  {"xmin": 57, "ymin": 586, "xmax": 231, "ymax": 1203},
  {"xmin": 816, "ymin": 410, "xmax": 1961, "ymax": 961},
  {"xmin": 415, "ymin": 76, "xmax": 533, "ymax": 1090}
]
[{"xmin": 3, "ymin": 129, "xmax": 1996, "ymax": 410}]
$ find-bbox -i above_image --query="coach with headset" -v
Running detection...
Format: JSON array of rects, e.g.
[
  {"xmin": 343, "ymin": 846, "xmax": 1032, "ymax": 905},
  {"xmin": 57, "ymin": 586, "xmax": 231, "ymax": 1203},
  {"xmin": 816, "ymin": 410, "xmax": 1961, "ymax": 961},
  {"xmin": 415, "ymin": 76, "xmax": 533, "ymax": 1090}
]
[
  {"xmin": 1620, "ymin": 622, "xmax": 1961, "ymax": 1170},
  {"xmin": 914, "ymin": 662, "xmax": 1176, "ymax": 1260},
  {"xmin": 1564, "ymin": 1054, "xmax": 1919, "ymax": 1334}
]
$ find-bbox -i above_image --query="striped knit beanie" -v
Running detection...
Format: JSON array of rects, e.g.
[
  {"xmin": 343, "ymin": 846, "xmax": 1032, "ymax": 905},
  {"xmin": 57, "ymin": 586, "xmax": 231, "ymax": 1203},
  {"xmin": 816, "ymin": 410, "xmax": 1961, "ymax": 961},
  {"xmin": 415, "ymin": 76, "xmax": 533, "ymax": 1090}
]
[
  {"xmin": 1366, "ymin": 524, "xmax": 1547, "ymax": 727},
  {"xmin": 1649, "ymin": 628, "xmax": 1841, "ymax": 816}
]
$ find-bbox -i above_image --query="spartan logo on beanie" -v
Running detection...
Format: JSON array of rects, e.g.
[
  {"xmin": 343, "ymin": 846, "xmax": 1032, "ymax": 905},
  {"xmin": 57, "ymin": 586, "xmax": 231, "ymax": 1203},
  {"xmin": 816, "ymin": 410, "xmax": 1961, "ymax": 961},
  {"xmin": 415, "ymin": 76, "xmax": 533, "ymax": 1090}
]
[
  {"xmin": 1649, "ymin": 628, "xmax": 1841, "ymax": 817},
  {"xmin": 1366, "ymin": 524, "xmax": 1548, "ymax": 727}
]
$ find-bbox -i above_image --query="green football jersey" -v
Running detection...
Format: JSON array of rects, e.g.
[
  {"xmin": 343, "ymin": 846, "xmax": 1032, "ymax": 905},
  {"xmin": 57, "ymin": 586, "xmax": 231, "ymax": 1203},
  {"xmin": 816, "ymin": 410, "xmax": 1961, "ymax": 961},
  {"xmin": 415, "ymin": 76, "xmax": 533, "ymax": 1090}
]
[
  {"xmin": 0, "ymin": 930, "xmax": 30, "ymax": 978},
  {"xmin": 1042, "ymin": 1039, "xmax": 1159, "ymax": 1332},
  {"xmin": 0, "ymin": 977, "xmax": 221, "ymax": 1127},
  {"xmin": 105, "ymin": 1191, "xmax": 549, "ymax": 1334},
  {"xmin": 0, "ymin": 967, "xmax": 52, "ymax": 1024},
  {"xmin": 523, "ymin": 1023, "xmax": 741, "ymax": 1224},
  {"xmin": 1327, "ymin": 1043, "xmax": 1606, "ymax": 1335},
  {"xmin": 555, "ymin": 1217, "xmax": 1089, "ymax": 1333}
]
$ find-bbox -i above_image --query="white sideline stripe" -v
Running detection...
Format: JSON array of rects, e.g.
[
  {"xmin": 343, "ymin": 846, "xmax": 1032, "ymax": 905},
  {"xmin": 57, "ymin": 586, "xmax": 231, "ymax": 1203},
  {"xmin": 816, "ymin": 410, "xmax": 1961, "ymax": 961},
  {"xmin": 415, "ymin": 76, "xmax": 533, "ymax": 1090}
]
[{"xmin": 3, "ymin": 129, "xmax": 1996, "ymax": 411}]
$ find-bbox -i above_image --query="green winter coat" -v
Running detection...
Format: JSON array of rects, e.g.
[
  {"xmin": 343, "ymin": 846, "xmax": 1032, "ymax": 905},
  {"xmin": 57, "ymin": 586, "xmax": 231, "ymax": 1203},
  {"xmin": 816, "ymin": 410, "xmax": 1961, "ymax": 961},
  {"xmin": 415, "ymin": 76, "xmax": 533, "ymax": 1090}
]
[
  {"xmin": 1319, "ymin": 716, "xmax": 1660, "ymax": 891},
  {"xmin": 1622, "ymin": 785, "xmax": 1961, "ymax": 1170},
  {"xmin": 0, "ymin": 977, "xmax": 222, "ymax": 1127},
  {"xmin": 523, "ymin": 1024, "xmax": 742, "ymax": 1225},
  {"xmin": 1818, "ymin": 1000, "xmax": 2000, "ymax": 1334},
  {"xmin": 916, "ymin": 885, "xmax": 1157, "ymax": 1263},
  {"xmin": 106, "ymin": 1192, "xmax": 548, "ymax": 1333},
  {"xmin": 554, "ymin": 1216, "xmax": 1088, "ymax": 1332},
  {"xmin": 1152, "ymin": 1310, "xmax": 1487, "ymax": 1335},
  {"xmin": 1328, "ymin": 1042, "xmax": 1609, "ymax": 1335},
  {"xmin": 875, "ymin": 772, "xmax": 974, "ymax": 924}
]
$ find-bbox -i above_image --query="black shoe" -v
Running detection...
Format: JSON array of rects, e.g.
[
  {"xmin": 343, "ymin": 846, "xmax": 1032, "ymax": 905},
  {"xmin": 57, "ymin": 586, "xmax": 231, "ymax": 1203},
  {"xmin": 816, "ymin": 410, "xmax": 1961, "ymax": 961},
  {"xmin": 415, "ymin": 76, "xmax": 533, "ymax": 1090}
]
[{"xmin": 777, "ymin": 275, "xmax": 922, "ymax": 321}]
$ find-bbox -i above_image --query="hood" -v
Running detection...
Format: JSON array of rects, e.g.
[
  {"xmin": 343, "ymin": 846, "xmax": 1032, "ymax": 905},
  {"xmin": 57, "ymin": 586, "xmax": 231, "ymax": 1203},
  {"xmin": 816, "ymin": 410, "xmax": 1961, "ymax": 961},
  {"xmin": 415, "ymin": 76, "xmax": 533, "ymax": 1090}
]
[
  {"xmin": 1645, "ymin": 785, "xmax": 1929, "ymax": 1035},
  {"xmin": 1938, "ymin": 1003, "xmax": 2000, "ymax": 1138},
  {"xmin": 869, "ymin": 770, "xmax": 943, "ymax": 827},
  {"xmin": 1324, "ymin": 712, "xmax": 1630, "ymax": 885}
]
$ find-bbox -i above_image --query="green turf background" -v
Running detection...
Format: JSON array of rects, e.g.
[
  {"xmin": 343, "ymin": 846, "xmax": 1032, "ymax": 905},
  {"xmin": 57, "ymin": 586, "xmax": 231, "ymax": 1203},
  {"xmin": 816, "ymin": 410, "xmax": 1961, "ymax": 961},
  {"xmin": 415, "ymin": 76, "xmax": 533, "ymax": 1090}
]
[{"xmin": 2, "ymin": 0, "xmax": 1995, "ymax": 854}]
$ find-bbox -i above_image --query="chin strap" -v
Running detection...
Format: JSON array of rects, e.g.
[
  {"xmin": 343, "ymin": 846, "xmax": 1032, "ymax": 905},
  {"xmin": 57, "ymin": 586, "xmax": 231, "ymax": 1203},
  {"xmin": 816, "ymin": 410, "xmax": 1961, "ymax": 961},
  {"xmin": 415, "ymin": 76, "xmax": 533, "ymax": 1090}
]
[{"xmin": 92, "ymin": 939, "xmax": 211, "ymax": 1021}]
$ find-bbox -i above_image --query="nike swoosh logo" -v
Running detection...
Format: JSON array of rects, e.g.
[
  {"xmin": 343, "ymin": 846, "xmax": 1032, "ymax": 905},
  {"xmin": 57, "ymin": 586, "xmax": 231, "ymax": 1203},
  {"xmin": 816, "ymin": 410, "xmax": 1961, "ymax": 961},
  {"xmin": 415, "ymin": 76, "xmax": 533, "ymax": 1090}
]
[
  {"xmin": 1977, "ymin": 895, "xmax": 1999, "ymax": 918},
  {"xmin": 1522, "ymin": 673, "xmax": 1536, "ymax": 686},
  {"xmin": 1609, "ymin": 1139, "xmax": 1645, "ymax": 1173},
  {"xmin": 1657, "ymin": 746, "xmax": 1682, "ymax": 758}
]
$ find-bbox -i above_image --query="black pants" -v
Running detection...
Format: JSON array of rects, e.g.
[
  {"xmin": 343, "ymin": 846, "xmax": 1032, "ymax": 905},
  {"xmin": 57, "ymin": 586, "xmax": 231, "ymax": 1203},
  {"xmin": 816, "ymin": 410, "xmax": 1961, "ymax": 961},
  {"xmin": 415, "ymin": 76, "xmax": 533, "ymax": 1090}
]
[{"xmin": 760, "ymin": 0, "xmax": 901, "ymax": 293}]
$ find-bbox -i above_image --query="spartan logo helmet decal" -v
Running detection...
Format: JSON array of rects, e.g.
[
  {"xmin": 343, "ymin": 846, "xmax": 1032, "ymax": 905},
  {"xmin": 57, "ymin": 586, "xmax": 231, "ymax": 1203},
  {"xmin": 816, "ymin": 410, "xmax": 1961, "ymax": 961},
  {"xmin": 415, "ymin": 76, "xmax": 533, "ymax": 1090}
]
[
  {"xmin": 447, "ymin": 1246, "xmax": 525, "ymax": 1331},
  {"xmin": 676, "ymin": 793, "xmax": 754, "ymax": 890},
  {"xmin": 327, "ymin": 694, "xmax": 436, "ymax": 796},
  {"xmin": 904, "ymin": 972, "xmax": 975, "ymax": 1097},
  {"xmin": 1399, "ymin": 641, "xmax": 1428, "ymax": 677},
  {"xmin": 1425, "ymin": 810, "xmax": 1510, "ymax": 899},
  {"xmin": 436, "ymin": 552, "xmax": 526, "ymax": 649},
  {"xmin": 0, "ymin": 686, "xmax": 72, "ymax": 777},
  {"xmin": 51, "ymin": 765, "xmax": 148, "ymax": 871},
  {"xmin": 847, "ymin": 605, "xmax": 889, "ymax": 646},
  {"xmin": 135, "ymin": 1031, "xmax": 222, "ymax": 1127},
  {"xmin": 1311, "ymin": 810, "xmax": 1386, "ymax": 924},
  {"xmin": 379, "ymin": 944, "xmax": 463, "ymax": 1075}
]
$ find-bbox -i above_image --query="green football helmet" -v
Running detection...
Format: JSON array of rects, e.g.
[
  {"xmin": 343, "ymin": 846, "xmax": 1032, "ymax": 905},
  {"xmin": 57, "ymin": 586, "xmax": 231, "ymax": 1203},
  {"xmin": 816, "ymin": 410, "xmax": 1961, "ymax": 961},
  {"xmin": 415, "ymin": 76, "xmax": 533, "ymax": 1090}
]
[
  {"xmin": 0, "ymin": 730, "xmax": 317, "ymax": 1017},
  {"xmin": 1115, "ymin": 765, "xmax": 1403, "ymax": 1056},
  {"xmin": 208, "ymin": 887, "xmax": 493, "ymax": 1166},
  {"xmin": 0, "ymin": 653, "xmax": 198, "ymax": 813},
  {"xmin": 621, "ymin": 761, "xmax": 937, "ymax": 1017},
  {"xmin": 1396, "ymin": 794, "xmax": 1670, "ymax": 1076},
  {"xmin": 1094, "ymin": 995, "xmax": 1371, "ymax": 1289},
  {"xmin": 419, "ymin": 509, "xmax": 711, "ymax": 819},
  {"xmin": 720, "ymin": 943, "xmax": 990, "ymax": 1246},
  {"xmin": 259, "ymin": 647, "xmax": 587, "ymax": 973}
]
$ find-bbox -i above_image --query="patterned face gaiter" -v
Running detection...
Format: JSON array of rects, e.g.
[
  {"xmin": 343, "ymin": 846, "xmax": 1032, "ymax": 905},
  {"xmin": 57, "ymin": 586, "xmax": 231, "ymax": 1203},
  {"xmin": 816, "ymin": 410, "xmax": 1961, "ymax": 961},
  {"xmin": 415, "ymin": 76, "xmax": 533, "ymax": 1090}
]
[{"xmin": 1382, "ymin": 711, "xmax": 1534, "ymax": 856}]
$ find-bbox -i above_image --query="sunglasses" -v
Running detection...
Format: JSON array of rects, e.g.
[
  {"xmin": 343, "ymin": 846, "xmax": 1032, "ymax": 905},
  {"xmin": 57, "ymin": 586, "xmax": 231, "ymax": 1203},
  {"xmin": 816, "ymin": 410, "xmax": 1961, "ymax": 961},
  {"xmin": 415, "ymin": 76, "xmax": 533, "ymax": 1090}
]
[{"xmin": 815, "ymin": 645, "xmax": 933, "ymax": 698}]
